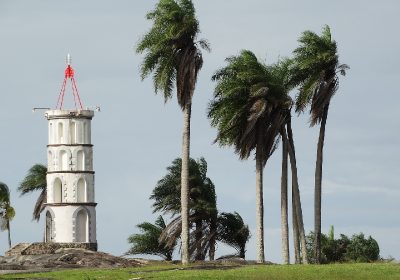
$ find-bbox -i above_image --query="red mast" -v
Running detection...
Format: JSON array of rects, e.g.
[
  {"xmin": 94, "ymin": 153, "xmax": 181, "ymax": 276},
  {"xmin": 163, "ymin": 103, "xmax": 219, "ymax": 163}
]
[{"xmin": 56, "ymin": 54, "xmax": 84, "ymax": 110}]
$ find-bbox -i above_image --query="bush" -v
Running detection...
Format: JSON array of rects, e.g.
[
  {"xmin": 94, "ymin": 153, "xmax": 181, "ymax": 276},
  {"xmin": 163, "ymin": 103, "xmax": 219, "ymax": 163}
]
[{"xmin": 306, "ymin": 227, "xmax": 379, "ymax": 263}]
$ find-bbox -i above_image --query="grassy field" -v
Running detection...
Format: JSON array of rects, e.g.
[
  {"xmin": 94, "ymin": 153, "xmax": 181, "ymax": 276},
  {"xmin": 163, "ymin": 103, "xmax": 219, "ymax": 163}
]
[{"xmin": 1, "ymin": 263, "xmax": 400, "ymax": 280}]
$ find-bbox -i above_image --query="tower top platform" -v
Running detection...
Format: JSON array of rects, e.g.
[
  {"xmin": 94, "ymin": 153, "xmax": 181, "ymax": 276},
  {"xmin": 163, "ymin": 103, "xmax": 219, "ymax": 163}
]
[{"xmin": 45, "ymin": 109, "xmax": 94, "ymax": 120}]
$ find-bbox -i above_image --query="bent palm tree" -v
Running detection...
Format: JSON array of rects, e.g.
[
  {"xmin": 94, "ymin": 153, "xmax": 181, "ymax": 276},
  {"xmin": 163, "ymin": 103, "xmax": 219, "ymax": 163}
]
[
  {"xmin": 18, "ymin": 164, "xmax": 47, "ymax": 221},
  {"xmin": 217, "ymin": 212, "xmax": 250, "ymax": 259},
  {"xmin": 270, "ymin": 58, "xmax": 309, "ymax": 264},
  {"xmin": 208, "ymin": 50, "xmax": 291, "ymax": 263},
  {"xmin": 150, "ymin": 157, "xmax": 217, "ymax": 260},
  {"xmin": 127, "ymin": 215, "xmax": 173, "ymax": 261},
  {"xmin": 0, "ymin": 182, "xmax": 16, "ymax": 248},
  {"xmin": 136, "ymin": 0, "xmax": 209, "ymax": 264},
  {"xmin": 290, "ymin": 25, "xmax": 349, "ymax": 263}
]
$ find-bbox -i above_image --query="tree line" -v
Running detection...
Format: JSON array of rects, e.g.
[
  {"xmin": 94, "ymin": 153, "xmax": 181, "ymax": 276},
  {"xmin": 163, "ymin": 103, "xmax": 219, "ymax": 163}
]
[
  {"xmin": 0, "ymin": 0, "xmax": 382, "ymax": 265},
  {"xmin": 134, "ymin": 0, "xmax": 349, "ymax": 264}
]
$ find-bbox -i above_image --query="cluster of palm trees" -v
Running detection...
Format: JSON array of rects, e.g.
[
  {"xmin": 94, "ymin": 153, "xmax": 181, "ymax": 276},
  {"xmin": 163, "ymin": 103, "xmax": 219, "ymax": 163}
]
[
  {"xmin": 127, "ymin": 157, "xmax": 250, "ymax": 261},
  {"xmin": 137, "ymin": 0, "xmax": 348, "ymax": 264}
]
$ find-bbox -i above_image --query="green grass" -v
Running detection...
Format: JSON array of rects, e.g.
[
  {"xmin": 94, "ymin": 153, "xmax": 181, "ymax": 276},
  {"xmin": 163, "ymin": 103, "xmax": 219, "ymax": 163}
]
[{"xmin": 1, "ymin": 263, "xmax": 399, "ymax": 280}]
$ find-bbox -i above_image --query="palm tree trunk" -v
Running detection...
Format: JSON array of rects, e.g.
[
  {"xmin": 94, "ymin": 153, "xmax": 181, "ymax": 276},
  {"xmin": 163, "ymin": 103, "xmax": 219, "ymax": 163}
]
[
  {"xmin": 240, "ymin": 247, "xmax": 246, "ymax": 259},
  {"xmin": 287, "ymin": 120, "xmax": 309, "ymax": 264},
  {"xmin": 255, "ymin": 142, "xmax": 265, "ymax": 263},
  {"xmin": 292, "ymin": 193, "xmax": 301, "ymax": 264},
  {"xmin": 195, "ymin": 219, "xmax": 202, "ymax": 260},
  {"xmin": 208, "ymin": 215, "xmax": 217, "ymax": 260},
  {"xmin": 314, "ymin": 104, "xmax": 329, "ymax": 264},
  {"xmin": 7, "ymin": 220, "xmax": 11, "ymax": 248},
  {"xmin": 181, "ymin": 103, "xmax": 191, "ymax": 265},
  {"xmin": 280, "ymin": 129, "xmax": 290, "ymax": 264}
]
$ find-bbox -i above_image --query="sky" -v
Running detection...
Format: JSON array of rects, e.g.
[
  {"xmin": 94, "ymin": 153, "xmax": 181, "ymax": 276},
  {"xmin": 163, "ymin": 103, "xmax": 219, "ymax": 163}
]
[{"xmin": 0, "ymin": 0, "xmax": 399, "ymax": 263}]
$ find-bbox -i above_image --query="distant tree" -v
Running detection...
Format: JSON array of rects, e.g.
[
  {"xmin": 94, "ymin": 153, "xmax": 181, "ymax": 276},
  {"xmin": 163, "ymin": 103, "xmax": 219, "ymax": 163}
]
[
  {"xmin": 217, "ymin": 212, "xmax": 250, "ymax": 259},
  {"xmin": 0, "ymin": 182, "xmax": 16, "ymax": 248},
  {"xmin": 306, "ymin": 228, "xmax": 379, "ymax": 263},
  {"xmin": 208, "ymin": 50, "xmax": 291, "ymax": 263},
  {"xmin": 127, "ymin": 215, "xmax": 173, "ymax": 261},
  {"xmin": 290, "ymin": 25, "xmax": 349, "ymax": 263},
  {"xmin": 18, "ymin": 164, "xmax": 47, "ymax": 221},
  {"xmin": 136, "ymin": 0, "xmax": 210, "ymax": 264},
  {"xmin": 345, "ymin": 233, "xmax": 379, "ymax": 262}
]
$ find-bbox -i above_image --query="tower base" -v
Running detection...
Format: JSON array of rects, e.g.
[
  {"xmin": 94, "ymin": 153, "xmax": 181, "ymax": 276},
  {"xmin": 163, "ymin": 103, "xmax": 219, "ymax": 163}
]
[{"xmin": 5, "ymin": 242, "xmax": 98, "ymax": 256}]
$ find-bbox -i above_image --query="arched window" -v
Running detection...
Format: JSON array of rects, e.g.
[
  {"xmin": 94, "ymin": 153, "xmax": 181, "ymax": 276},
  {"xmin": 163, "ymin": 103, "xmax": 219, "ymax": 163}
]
[
  {"xmin": 70, "ymin": 121, "xmax": 76, "ymax": 144},
  {"xmin": 77, "ymin": 178, "xmax": 86, "ymax": 202},
  {"xmin": 60, "ymin": 151, "xmax": 68, "ymax": 171},
  {"xmin": 48, "ymin": 151, "xmax": 53, "ymax": 171},
  {"xmin": 58, "ymin": 122, "xmax": 64, "ymax": 144},
  {"xmin": 53, "ymin": 178, "xmax": 62, "ymax": 203},
  {"xmin": 75, "ymin": 209, "xmax": 88, "ymax": 242},
  {"xmin": 77, "ymin": 150, "xmax": 85, "ymax": 171},
  {"xmin": 82, "ymin": 122, "xmax": 87, "ymax": 143},
  {"xmin": 45, "ymin": 210, "xmax": 54, "ymax": 242},
  {"xmin": 49, "ymin": 123, "xmax": 53, "ymax": 143}
]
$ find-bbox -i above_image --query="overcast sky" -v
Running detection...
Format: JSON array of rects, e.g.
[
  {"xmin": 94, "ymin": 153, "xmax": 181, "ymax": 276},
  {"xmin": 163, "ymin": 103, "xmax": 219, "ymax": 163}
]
[{"xmin": 0, "ymin": 0, "xmax": 399, "ymax": 263}]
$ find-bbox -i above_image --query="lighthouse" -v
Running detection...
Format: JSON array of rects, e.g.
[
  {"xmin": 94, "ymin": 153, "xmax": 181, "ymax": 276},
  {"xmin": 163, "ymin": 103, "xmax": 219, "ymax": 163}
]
[{"xmin": 43, "ymin": 55, "xmax": 97, "ymax": 250}]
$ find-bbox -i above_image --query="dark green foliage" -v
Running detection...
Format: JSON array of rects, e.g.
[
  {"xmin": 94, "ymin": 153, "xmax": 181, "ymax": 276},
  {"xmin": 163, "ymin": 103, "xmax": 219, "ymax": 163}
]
[
  {"xmin": 150, "ymin": 157, "xmax": 218, "ymax": 260},
  {"xmin": 290, "ymin": 24, "xmax": 349, "ymax": 126},
  {"xmin": 217, "ymin": 212, "xmax": 250, "ymax": 258},
  {"xmin": 127, "ymin": 215, "xmax": 173, "ymax": 261},
  {"xmin": 145, "ymin": 157, "xmax": 250, "ymax": 260},
  {"xmin": 18, "ymin": 164, "xmax": 47, "ymax": 221},
  {"xmin": 136, "ymin": 0, "xmax": 209, "ymax": 109},
  {"xmin": 306, "ymin": 227, "xmax": 379, "ymax": 263},
  {"xmin": 345, "ymin": 233, "xmax": 380, "ymax": 262},
  {"xmin": 208, "ymin": 50, "xmax": 291, "ymax": 162},
  {"xmin": 150, "ymin": 157, "xmax": 217, "ymax": 218}
]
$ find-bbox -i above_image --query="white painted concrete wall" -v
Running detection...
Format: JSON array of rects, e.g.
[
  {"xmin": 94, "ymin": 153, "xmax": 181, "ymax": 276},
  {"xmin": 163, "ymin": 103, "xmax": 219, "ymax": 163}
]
[{"xmin": 44, "ymin": 110, "xmax": 96, "ymax": 244}]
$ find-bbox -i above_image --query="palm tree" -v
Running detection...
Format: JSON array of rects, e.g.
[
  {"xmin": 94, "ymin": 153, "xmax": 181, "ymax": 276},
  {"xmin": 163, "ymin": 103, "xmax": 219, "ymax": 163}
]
[
  {"xmin": 290, "ymin": 25, "xmax": 349, "ymax": 263},
  {"xmin": 18, "ymin": 164, "xmax": 47, "ymax": 221},
  {"xmin": 280, "ymin": 126, "xmax": 290, "ymax": 264},
  {"xmin": 217, "ymin": 212, "xmax": 250, "ymax": 259},
  {"xmin": 0, "ymin": 182, "xmax": 16, "ymax": 248},
  {"xmin": 284, "ymin": 116, "xmax": 309, "ymax": 264},
  {"xmin": 150, "ymin": 157, "xmax": 217, "ymax": 260},
  {"xmin": 270, "ymin": 58, "xmax": 309, "ymax": 264},
  {"xmin": 208, "ymin": 50, "xmax": 291, "ymax": 263},
  {"xmin": 127, "ymin": 215, "xmax": 174, "ymax": 261},
  {"xmin": 136, "ymin": 0, "xmax": 209, "ymax": 264}
]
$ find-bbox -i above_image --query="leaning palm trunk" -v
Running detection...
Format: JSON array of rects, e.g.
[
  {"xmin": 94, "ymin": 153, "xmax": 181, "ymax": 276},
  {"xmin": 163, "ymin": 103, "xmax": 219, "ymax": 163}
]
[
  {"xmin": 7, "ymin": 220, "xmax": 11, "ymax": 249},
  {"xmin": 195, "ymin": 219, "xmax": 203, "ymax": 260},
  {"xmin": 280, "ymin": 130, "xmax": 290, "ymax": 264},
  {"xmin": 181, "ymin": 104, "xmax": 192, "ymax": 265},
  {"xmin": 255, "ymin": 143, "xmax": 265, "ymax": 263},
  {"xmin": 208, "ymin": 215, "xmax": 217, "ymax": 260},
  {"xmin": 314, "ymin": 104, "xmax": 329, "ymax": 264},
  {"xmin": 286, "ymin": 121, "xmax": 308, "ymax": 264},
  {"xmin": 292, "ymin": 192, "xmax": 301, "ymax": 263}
]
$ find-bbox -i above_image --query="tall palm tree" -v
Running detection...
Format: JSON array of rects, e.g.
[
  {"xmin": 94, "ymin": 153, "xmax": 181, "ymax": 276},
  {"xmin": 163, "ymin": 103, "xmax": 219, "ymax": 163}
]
[
  {"xmin": 208, "ymin": 50, "xmax": 291, "ymax": 263},
  {"xmin": 150, "ymin": 157, "xmax": 217, "ymax": 260},
  {"xmin": 217, "ymin": 212, "xmax": 250, "ymax": 259},
  {"xmin": 18, "ymin": 164, "xmax": 47, "ymax": 221},
  {"xmin": 0, "ymin": 182, "xmax": 16, "ymax": 248},
  {"xmin": 136, "ymin": 0, "xmax": 209, "ymax": 264},
  {"xmin": 290, "ymin": 25, "xmax": 349, "ymax": 263},
  {"xmin": 127, "ymin": 215, "xmax": 174, "ymax": 261},
  {"xmin": 271, "ymin": 58, "xmax": 309, "ymax": 264},
  {"xmin": 280, "ymin": 126, "xmax": 290, "ymax": 264}
]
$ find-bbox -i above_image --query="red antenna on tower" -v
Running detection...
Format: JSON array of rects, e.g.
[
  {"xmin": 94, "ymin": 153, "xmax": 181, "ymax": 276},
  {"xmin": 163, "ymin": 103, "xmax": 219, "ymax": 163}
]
[{"xmin": 56, "ymin": 54, "xmax": 84, "ymax": 110}]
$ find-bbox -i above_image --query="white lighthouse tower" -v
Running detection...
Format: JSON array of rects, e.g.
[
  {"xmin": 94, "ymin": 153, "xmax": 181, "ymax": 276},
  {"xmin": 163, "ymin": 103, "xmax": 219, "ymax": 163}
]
[{"xmin": 43, "ymin": 55, "xmax": 97, "ymax": 250}]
